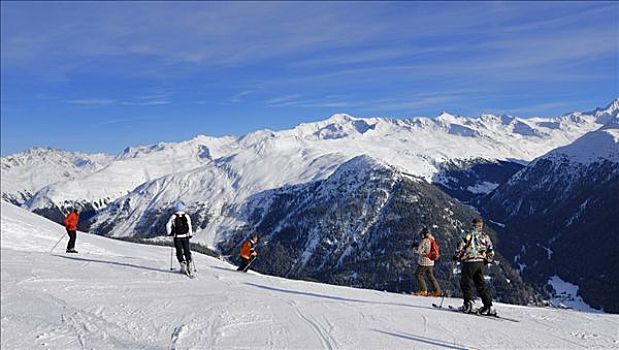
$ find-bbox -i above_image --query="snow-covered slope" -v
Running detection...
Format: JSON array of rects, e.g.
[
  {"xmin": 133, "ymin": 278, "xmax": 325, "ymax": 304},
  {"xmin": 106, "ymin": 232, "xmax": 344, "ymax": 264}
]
[
  {"xmin": 543, "ymin": 116, "xmax": 619, "ymax": 164},
  {"xmin": 0, "ymin": 147, "xmax": 111, "ymax": 205},
  {"xmin": 2, "ymin": 202, "xmax": 618, "ymax": 349}
]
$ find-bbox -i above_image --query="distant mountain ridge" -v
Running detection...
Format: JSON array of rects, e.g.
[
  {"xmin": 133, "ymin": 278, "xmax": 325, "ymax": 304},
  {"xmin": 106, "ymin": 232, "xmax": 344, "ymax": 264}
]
[
  {"xmin": 1, "ymin": 147, "xmax": 112, "ymax": 206},
  {"xmin": 3, "ymin": 100, "xmax": 614, "ymax": 243}
]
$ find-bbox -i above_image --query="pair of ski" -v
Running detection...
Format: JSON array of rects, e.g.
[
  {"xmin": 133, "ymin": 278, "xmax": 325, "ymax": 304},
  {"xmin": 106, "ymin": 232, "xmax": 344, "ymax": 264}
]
[
  {"xmin": 432, "ymin": 303, "xmax": 520, "ymax": 322},
  {"xmin": 236, "ymin": 256, "xmax": 257, "ymax": 273}
]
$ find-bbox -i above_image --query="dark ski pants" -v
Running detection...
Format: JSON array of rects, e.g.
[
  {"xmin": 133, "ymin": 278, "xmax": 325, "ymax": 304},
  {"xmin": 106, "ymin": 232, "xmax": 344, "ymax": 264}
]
[
  {"xmin": 460, "ymin": 261, "xmax": 492, "ymax": 307},
  {"xmin": 66, "ymin": 230, "xmax": 77, "ymax": 251},
  {"xmin": 415, "ymin": 265, "xmax": 441, "ymax": 293},
  {"xmin": 236, "ymin": 257, "xmax": 255, "ymax": 272},
  {"xmin": 174, "ymin": 237, "xmax": 192, "ymax": 263}
]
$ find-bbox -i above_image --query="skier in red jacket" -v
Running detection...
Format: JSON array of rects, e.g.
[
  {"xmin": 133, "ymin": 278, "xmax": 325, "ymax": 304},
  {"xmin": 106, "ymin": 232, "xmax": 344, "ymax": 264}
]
[{"xmin": 64, "ymin": 209, "xmax": 79, "ymax": 253}]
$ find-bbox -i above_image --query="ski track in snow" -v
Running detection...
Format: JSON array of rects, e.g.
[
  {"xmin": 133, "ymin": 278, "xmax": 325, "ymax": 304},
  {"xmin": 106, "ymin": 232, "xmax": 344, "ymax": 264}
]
[
  {"xmin": 288, "ymin": 299, "xmax": 337, "ymax": 350},
  {"xmin": 2, "ymin": 202, "xmax": 619, "ymax": 349}
]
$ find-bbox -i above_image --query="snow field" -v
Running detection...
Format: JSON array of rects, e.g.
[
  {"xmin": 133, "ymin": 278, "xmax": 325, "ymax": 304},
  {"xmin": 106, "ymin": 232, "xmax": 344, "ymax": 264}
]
[{"xmin": 2, "ymin": 202, "xmax": 618, "ymax": 349}]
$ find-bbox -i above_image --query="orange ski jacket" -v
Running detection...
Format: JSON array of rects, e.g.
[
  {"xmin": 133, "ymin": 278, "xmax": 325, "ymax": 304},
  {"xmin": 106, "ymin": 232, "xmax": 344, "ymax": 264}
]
[
  {"xmin": 64, "ymin": 212, "xmax": 79, "ymax": 231},
  {"xmin": 240, "ymin": 239, "xmax": 257, "ymax": 259}
]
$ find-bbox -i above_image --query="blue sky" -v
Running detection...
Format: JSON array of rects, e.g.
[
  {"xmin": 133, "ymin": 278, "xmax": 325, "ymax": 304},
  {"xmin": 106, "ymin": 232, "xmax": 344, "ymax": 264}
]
[{"xmin": 1, "ymin": 1, "xmax": 618, "ymax": 155}]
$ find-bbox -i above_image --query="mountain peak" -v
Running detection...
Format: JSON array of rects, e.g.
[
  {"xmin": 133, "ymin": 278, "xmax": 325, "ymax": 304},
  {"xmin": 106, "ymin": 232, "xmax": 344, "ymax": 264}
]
[
  {"xmin": 326, "ymin": 113, "xmax": 356, "ymax": 124},
  {"xmin": 435, "ymin": 112, "xmax": 465, "ymax": 125},
  {"xmin": 600, "ymin": 98, "xmax": 619, "ymax": 117}
]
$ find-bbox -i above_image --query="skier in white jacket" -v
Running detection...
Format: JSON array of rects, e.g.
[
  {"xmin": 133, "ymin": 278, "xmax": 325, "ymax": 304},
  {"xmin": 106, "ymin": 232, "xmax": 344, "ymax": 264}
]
[
  {"xmin": 166, "ymin": 202, "xmax": 194, "ymax": 274},
  {"xmin": 413, "ymin": 227, "xmax": 442, "ymax": 296}
]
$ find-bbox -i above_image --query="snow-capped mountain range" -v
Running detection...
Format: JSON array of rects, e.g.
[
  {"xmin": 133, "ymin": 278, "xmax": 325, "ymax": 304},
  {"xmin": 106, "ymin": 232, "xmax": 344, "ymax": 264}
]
[
  {"xmin": 1, "ymin": 147, "xmax": 111, "ymax": 205},
  {"xmin": 3, "ymin": 99, "xmax": 615, "ymax": 244}
]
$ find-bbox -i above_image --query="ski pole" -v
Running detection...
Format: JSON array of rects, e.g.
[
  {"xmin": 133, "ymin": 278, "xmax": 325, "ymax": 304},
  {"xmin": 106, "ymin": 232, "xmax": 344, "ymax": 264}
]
[
  {"xmin": 445, "ymin": 261, "xmax": 459, "ymax": 307},
  {"xmin": 438, "ymin": 261, "xmax": 452, "ymax": 308},
  {"xmin": 170, "ymin": 246, "xmax": 174, "ymax": 271},
  {"xmin": 50, "ymin": 232, "xmax": 66, "ymax": 253}
]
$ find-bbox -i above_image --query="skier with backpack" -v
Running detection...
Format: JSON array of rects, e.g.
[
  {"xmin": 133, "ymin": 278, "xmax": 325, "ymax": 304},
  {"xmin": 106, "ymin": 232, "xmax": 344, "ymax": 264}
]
[
  {"xmin": 236, "ymin": 234, "xmax": 259, "ymax": 272},
  {"xmin": 413, "ymin": 227, "xmax": 442, "ymax": 297},
  {"xmin": 166, "ymin": 203, "xmax": 194, "ymax": 277},
  {"xmin": 64, "ymin": 209, "xmax": 80, "ymax": 253},
  {"xmin": 453, "ymin": 217, "xmax": 496, "ymax": 316}
]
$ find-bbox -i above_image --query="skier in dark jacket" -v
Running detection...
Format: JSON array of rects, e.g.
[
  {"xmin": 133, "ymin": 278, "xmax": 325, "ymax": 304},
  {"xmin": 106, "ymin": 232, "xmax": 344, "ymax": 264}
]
[
  {"xmin": 166, "ymin": 203, "xmax": 194, "ymax": 275},
  {"xmin": 64, "ymin": 209, "xmax": 80, "ymax": 253},
  {"xmin": 237, "ymin": 234, "xmax": 258, "ymax": 272},
  {"xmin": 453, "ymin": 217, "xmax": 496, "ymax": 315}
]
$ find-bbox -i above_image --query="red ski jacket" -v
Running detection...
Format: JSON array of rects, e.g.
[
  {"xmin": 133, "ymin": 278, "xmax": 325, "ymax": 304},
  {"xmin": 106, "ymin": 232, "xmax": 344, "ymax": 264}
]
[{"xmin": 64, "ymin": 212, "xmax": 79, "ymax": 231}]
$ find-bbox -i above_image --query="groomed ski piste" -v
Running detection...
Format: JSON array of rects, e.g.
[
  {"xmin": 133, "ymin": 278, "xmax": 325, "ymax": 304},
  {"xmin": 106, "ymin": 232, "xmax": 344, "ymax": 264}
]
[{"xmin": 2, "ymin": 202, "xmax": 617, "ymax": 350}]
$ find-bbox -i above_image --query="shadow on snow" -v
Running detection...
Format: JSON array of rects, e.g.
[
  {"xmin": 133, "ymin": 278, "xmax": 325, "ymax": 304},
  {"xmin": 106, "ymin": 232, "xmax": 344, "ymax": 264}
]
[
  {"xmin": 372, "ymin": 329, "xmax": 470, "ymax": 350},
  {"xmin": 52, "ymin": 254, "xmax": 175, "ymax": 274}
]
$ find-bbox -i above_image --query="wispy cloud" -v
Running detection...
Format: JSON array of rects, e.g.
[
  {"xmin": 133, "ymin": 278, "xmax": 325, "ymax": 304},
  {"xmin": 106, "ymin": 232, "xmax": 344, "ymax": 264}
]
[
  {"xmin": 484, "ymin": 100, "xmax": 601, "ymax": 117},
  {"xmin": 119, "ymin": 92, "xmax": 171, "ymax": 106},
  {"xmin": 120, "ymin": 100, "xmax": 169, "ymax": 106},
  {"xmin": 67, "ymin": 99, "xmax": 115, "ymax": 105},
  {"xmin": 229, "ymin": 90, "xmax": 254, "ymax": 103},
  {"xmin": 66, "ymin": 92, "xmax": 171, "ymax": 107},
  {"xmin": 265, "ymin": 89, "xmax": 488, "ymax": 114},
  {"xmin": 266, "ymin": 94, "xmax": 303, "ymax": 107}
]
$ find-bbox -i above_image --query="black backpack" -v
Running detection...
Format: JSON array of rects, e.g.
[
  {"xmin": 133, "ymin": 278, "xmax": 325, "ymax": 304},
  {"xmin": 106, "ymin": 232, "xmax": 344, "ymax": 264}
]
[{"xmin": 173, "ymin": 214, "xmax": 190, "ymax": 235}]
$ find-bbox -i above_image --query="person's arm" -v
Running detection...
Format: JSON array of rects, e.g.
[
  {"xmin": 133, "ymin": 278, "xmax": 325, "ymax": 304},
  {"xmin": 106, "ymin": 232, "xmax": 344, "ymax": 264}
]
[
  {"xmin": 484, "ymin": 234, "xmax": 495, "ymax": 261},
  {"xmin": 185, "ymin": 215, "xmax": 193, "ymax": 236},
  {"xmin": 418, "ymin": 239, "xmax": 429, "ymax": 256},
  {"xmin": 166, "ymin": 215, "xmax": 175, "ymax": 236},
  {"xmin": 453, "ymin": 233, "xmax": 470, "ymax": 260}
]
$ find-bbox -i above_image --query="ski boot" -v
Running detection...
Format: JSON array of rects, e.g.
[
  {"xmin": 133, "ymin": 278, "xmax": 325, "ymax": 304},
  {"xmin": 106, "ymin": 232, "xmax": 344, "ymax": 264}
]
[
  {"xmin": 66, "ymin": 249, "xmax": 78, "ymax": 254},
  {"xmin": 478, "ymin": 304, "xmax": 497, "ymax": 316},
  {"xmin": 458, "ymin": 300, "xmax": 474, "ymax": 313},
  {"xmin": 186, "ymin": 260, "xmax": 195, "ymax": 277},
  {"xmin": 180, "ymin": 261, "xmax": 187, "ymax": 274}
]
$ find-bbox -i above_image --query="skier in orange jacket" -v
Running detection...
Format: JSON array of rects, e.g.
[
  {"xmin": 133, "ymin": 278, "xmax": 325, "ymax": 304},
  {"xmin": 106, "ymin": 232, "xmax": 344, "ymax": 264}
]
[
  {"xmin": 64, "ymin": 209, "xmax": 79, "ymax": 253},
  {"xmin": 237, "ymin": 234, "xmax": 258, "ymax": 272}
]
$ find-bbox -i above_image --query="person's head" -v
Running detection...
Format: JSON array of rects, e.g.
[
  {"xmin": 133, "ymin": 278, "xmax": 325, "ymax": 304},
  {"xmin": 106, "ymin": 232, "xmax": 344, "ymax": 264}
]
[
  {"xmin": 73, "ymin": 209, "xmax": 78, "ymax": 213},
  {"xmin": 251, "ymin": 234, "xmax": 259, "ymax": 242},
  {"xmin": 174, "ymin": 202, "xmax": 186, "ymax": 212},
  {"xmin": 472, "ymin": 218, "xmax": 484, "ymax": 230},
  {"xmin": 420, "ymin": 227, "xmax": 430, "ymax": 238}
]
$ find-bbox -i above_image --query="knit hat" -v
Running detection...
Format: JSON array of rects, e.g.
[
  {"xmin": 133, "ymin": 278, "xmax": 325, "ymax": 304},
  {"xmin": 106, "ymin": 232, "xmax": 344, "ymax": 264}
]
[{"xmin": 174, "ymin": 202, "xmax": 186, "ymax": 212}]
